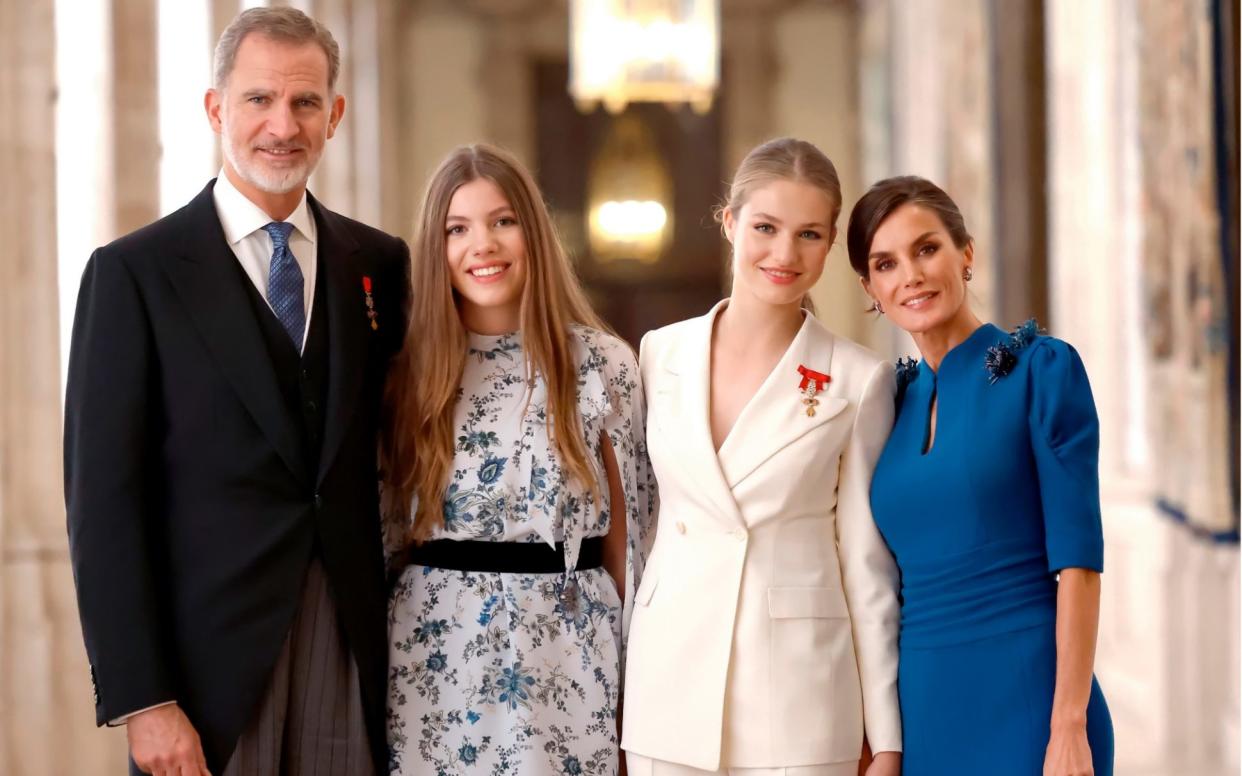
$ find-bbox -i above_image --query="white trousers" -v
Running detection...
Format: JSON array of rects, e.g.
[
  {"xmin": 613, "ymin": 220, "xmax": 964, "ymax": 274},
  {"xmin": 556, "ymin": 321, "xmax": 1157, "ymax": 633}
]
[{"xmin": 626, "ymin": 753, "xmax": 860, "ymax": 776}]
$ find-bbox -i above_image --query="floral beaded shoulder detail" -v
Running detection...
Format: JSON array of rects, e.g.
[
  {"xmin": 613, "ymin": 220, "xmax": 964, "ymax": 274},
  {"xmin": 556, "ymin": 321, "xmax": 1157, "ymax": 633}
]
[
  {"xmin": 984, "ymin": 318, "xmax": 1045, "ymax": 384},
  {"xmin": 895, "ymin": 356, "xmax": 921, "ymax": 391},
  {"xmin": 892, "ymin": 355, "xmax": 921, "ymax": 410}
]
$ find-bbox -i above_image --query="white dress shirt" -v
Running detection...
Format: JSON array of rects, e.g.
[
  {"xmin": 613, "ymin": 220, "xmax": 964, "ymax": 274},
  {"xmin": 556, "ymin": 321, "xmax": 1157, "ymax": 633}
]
[{"xmin": 212, "ymin": 170, "xmax": 318, "ymax": 352}]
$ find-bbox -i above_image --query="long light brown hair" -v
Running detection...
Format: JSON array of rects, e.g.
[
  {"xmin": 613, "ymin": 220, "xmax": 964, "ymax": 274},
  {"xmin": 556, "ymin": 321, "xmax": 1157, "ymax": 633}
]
[{"xmin": 381, "ymin": 143, "xmax": 609, "ymax": 543}]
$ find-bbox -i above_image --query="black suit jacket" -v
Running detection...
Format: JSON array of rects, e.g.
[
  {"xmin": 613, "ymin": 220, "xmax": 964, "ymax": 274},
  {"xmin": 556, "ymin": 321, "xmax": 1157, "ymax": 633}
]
[{"xmin": 64, "ymin": 180, "xmax": 409, "ymax": 772}]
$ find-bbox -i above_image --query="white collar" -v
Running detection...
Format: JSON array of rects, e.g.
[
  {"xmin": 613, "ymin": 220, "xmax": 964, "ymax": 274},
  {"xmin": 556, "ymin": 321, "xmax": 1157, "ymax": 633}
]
[{"xmin": 212, "ymin": 169, "xmax": 316, "ymax": 246}]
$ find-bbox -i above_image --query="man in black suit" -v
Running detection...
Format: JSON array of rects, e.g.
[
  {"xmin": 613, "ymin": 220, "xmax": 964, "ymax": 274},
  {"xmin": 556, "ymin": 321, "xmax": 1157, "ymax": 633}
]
[{"xmin": 64, "ymin": 8, "xmax": 408, "ymax": 775}]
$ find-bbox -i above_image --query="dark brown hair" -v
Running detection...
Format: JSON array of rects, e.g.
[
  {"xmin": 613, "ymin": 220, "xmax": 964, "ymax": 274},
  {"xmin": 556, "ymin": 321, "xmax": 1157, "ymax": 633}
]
[{"xmin": 846, "ymin": 175, "xmax": 972, "ymax": 278}]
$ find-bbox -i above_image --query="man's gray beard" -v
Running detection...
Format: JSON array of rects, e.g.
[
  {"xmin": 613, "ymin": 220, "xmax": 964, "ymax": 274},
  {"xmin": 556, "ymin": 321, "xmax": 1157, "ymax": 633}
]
[{"xmin": 220, "ymin": 124, "xmax": 316, "ymax": 195}]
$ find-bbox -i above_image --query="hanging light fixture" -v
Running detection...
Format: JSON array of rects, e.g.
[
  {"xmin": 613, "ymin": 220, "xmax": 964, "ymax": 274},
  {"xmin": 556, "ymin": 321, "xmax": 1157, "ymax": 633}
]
[
  {"xmin": 587, "ymin": 114, "xmax": 673, "ymax": 263},
  {"xmin": 570, "ymin": 0, "xmax": 720, "ymax": 114}
]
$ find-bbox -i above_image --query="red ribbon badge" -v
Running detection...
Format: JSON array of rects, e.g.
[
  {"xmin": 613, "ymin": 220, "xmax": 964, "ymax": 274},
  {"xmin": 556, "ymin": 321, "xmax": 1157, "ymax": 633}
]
[
  {"xmin": 362, "ymin": 276, "xmax": 378, "ymax": 330},
  {"xmin": 797, "ymin": 364, "xmax": 830, "ymax": 392}
]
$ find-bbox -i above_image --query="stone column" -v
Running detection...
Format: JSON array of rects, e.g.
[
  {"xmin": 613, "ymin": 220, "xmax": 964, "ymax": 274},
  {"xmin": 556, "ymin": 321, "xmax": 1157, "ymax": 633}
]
[
  {"xmin": 111, "ymin": 0, "xmax": 160, "ymax": 235},
  {"xmin": 720, "ymin": 1, "xmax": 780, "ymax": 174},
  {"xmin": 991, "ymin": 0, "xmax": 1048, "ymax": 326},
  {"xmin": 1048, "ymin": 1, "xmax": 1239, "ymax": 773},
  {"xmin": 306, "ymin": 0, "xmax": 357, "ymax": 217},
  {"xmin": 0, "ymin": 0, "xmax": 157, "ymax": 770},
  {"xmin": 377, "ymin": 0, "xmax": 418, "ymax": 238},
  {"xmin": 210, "ymin": 0, "xmax": 239, "ymax": 171},
  {"xmin": 771, "ymin": 2, "xmax": 869, "ymax": 345},
  {"xmin": 0, "ymin": 0, "xmax": 125, "ymax": 771},
  {"xmin": 465, "ymin": 0, "xmax": 547, "ymax": 167},
  {"xmin": 303, "ymin": 0, "xmax": 393, "ymax": 229}
]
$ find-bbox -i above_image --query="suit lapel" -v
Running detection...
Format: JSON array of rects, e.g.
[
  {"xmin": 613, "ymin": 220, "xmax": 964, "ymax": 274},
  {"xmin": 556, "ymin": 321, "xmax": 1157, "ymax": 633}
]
[
  {"xmin": 657, "ymin": 302, "xmax": 748, "ymax": 531},
  {"xmin": 161, "ymin": 181, "xmax": 308, "ymax": 483},
  {"xmin": 716, "ymin": 313, "xmax": 848, "ymax": 488},
  {"xmin": 310, "ymin": 195, "xmax": 365, "ymax": 486}
]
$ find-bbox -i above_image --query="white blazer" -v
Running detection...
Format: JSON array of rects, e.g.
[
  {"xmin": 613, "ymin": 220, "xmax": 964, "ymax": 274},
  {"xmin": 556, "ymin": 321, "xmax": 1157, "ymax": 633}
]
[{"xmin": 621, "ymin": 301, "xmax": 901, "ymax": 770}]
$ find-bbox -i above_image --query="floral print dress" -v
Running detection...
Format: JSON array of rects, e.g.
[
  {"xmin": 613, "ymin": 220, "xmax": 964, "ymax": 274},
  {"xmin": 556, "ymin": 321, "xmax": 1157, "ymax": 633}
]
[{"xmin": 387, "ymin": 326, "xmax": 654, "ymax": 776}]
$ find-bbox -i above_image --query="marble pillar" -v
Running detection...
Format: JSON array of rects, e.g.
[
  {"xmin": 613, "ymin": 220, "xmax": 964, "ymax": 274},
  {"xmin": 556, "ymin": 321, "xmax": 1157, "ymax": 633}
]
[
  {"xmin": 770, "ymin": 2, "xmax": 871, "ymax": 347},
  {"xmin": 1047, "ymin": 0, "xmax": 1240, "ymax": 772},
  {"xmin": 1, "ymin": 0, "xmax": 126, "ymax": 771},
  {"xmin": 0, "ymin": 0, "xmax": 158, "ymax": 770},
  {"xmin": 720, "ymin": 2, "xmax": 779, "ymax": 175}
]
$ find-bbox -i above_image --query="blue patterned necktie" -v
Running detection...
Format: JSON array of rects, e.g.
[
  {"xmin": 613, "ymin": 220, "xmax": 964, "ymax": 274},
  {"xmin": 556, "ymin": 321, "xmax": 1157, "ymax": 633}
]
[{"xmin": 262, "ymin": 221, "xmax": 305, "ymax": 352}]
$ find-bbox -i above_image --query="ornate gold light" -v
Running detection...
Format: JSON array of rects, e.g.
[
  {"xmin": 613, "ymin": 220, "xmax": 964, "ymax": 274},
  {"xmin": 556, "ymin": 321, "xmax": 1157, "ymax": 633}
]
[
  {"xmin": 587, "ymin": 114, "xmax": 673, "ymax": 263},
  {"xmin": 570, "ymin": 0, "xmax": 720, "ymax": 114}
]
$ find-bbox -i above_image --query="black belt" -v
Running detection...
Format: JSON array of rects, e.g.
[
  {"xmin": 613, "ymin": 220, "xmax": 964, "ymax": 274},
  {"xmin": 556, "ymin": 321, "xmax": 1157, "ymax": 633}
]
[{"xmin": 403, "ymin": 537, "xmax": 604, "ymax": 574}]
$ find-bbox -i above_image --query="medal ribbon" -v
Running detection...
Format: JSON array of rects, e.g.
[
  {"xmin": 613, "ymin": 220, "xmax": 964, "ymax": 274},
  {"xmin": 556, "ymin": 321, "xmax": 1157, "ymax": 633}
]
[{"xmin": 797, "ymin": 364, "xmax": 831, "ymax": 392}]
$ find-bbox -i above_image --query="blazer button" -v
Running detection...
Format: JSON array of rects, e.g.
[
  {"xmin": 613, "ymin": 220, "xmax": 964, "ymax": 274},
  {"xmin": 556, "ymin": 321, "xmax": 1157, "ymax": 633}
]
[
  {"xmin": 733, "ymin": 529, "xmax": 747, "ymax": 542},
  {"xmin": 313, "ymin": 493, "xmax": 323, "ymax": 509},
  {"xmin": 675, "ymin": 521, "xmax": 687, "ymax": 535}
]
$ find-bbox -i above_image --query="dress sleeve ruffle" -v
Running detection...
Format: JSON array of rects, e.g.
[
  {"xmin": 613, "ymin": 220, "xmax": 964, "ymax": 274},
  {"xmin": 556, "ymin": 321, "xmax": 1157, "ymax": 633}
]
[
  {"xmin": 1026, "ymin": 338, "xmax": 1105, "ymax": 574},
  {"xmin": 571, "ymin": 328, "xmax": 658, "ymax": 657}
]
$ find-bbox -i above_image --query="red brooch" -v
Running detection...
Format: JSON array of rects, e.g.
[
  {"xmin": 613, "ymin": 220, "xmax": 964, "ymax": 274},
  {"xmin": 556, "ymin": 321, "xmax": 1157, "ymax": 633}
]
[
  {"xmin": 796, "ymin": 364, "xmax": 831, "ymax": 417},
  {"xmin": 362, "ymin": 276, "xmax": 378, "ymax": 331}
]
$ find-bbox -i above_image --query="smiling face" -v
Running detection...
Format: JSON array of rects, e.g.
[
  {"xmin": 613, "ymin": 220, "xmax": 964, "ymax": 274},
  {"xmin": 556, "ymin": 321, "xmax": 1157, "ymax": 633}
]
[
  {"xmin": 445, "ymin": 177, "xmax": 528, "ymax": 334},
  {"xmin": 861, "ymin": 203, "xmax": 975, "ymax": 335},
  {"xmin": 206, "ymin": 33, "xmax": 344, "ymax": 212},
  {"xmin": 724, "ymin": 179, "xmax": 837, "ymax": 308}
]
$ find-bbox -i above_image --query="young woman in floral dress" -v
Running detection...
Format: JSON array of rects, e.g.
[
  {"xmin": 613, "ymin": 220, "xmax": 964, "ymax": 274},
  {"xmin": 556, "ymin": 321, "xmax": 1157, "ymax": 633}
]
[{"xmin": 381, "ymin": 143, "xmax": 654, "ymax": 776}]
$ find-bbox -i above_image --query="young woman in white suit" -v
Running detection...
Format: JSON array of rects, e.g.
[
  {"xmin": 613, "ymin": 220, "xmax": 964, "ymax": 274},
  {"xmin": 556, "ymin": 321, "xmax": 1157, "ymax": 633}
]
[{"xmin": 621, "ymin": 138, "xmax": 902, "ymax": 776}]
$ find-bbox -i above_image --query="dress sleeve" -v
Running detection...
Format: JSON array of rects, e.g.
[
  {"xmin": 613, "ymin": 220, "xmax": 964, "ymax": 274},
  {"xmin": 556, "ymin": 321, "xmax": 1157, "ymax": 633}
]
[
  {"xmin": 1027, "ymin": 339, "xmax": 1104, "ymax": 574},
  {"xmin": 836, "ymin": 358, "xmax": 902, "ymax": 753},
  {"xmin": 595, "ymin": 335, "xmax": 658, "ymax": 650}
]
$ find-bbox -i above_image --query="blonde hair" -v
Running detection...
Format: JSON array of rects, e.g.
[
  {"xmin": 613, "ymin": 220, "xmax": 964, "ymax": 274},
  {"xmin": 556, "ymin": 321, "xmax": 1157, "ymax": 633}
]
[
  {"xmin": 717, "ymin": 137, "xmax": 843, "ymax": 231},
  {"xmin": 381, "ymin": 143, "xmax": 610, "ymax": 543},
  {"xmin": 715, "ymin": 137, "xmax": 843, "ymax": 313}
]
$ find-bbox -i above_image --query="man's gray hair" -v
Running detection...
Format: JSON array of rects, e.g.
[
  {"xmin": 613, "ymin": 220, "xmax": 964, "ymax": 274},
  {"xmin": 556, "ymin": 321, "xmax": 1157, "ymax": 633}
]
[{"xmin": 213, "ymin": 7, "xmax": 341, "ymax": 91}]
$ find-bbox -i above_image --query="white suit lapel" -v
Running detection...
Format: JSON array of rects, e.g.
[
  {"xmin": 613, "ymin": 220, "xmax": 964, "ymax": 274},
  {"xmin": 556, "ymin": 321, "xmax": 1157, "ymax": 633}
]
[
  {"xmin": 652, "ymin": 302, "xmax": 748, "ymax": 531},
  {"xmin": 717, "ymin": 313, "xmax": 848, "ymax": 488}
]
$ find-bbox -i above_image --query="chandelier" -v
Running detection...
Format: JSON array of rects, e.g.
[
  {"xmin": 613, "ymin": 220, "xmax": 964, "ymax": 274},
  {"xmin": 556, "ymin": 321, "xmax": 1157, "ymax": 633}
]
[
  {"xmin": 586, "ymin": 114, "xmax": 673, "ymax": 263},
  {"xmin": 570, "ymin": 0, "xmax": 720, "ymax": 114}
]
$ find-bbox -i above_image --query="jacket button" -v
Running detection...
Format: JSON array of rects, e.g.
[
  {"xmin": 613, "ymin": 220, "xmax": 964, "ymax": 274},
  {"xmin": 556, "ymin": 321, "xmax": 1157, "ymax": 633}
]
[
  {"xmin": 733, "ymin": 529, "xmax": 747, "ymax": 542},
  {"xmin": 675, "ymin": 521, "xmax": 686, "ymax": 535},
  {"xmin": 313, "ymin": 493, "xmax": 323, "ymax": 509}
]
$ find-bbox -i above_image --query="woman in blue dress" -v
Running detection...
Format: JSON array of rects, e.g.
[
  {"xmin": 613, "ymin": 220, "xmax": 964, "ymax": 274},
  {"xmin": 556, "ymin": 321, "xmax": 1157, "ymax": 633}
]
[{"xmin": 845, "ymin": 176, "xmax": 1113, "ymax": 776}]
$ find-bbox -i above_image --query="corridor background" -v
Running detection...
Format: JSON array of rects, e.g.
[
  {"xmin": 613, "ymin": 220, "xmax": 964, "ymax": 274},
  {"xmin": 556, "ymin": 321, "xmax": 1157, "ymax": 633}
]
[{"xmin": 0, "ymin": 0, "xmax": 1237, "ymax": 773}]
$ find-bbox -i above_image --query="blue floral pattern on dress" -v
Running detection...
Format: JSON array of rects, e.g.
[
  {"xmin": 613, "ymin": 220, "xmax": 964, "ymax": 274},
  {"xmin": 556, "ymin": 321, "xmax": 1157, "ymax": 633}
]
[{"xmin": 387, "ymin": 326, "xmax": 656, "ymax": 775}]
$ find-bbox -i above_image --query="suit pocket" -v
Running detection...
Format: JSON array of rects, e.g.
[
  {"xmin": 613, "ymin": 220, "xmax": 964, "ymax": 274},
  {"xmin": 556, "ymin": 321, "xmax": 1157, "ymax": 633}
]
[
  {"xmin": 768, "ymin": 586, "xmax": 859, "ymax": 753},
  {"xmin": 767, "ymin": 586, "xmax": 850, "ymax": 619}
]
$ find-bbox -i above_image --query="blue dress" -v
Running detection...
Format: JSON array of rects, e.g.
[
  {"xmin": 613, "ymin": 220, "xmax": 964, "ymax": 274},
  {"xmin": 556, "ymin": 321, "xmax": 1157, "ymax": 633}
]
[{"xmin": 870, "ymin": 323, "xmax": 1113, "ymax": 775}]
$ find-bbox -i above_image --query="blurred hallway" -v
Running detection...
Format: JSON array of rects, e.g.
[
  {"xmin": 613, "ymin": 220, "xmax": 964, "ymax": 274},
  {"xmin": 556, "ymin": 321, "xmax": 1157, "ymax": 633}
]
[{"xmin": 1, "ymin": 0, "xmax": 1237, "ymax": 773}]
